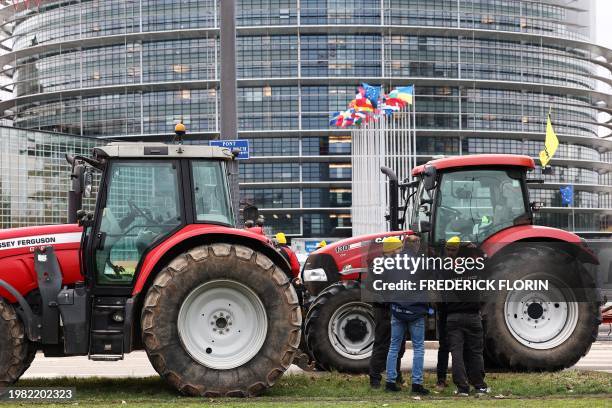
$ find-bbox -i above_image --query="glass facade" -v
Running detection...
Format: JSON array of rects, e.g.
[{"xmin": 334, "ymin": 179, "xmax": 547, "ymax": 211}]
[
  {"xmin": 1, "ymin": 0, "xmax": 610, "ymax": 235},
  {"xmin": 0, "ymin": 127, "xmax": 102, "ymax": 228}
]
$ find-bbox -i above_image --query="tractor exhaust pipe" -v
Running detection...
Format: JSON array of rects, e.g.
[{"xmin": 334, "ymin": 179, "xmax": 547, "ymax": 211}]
[{"xmin": 380, "ymin": 166, "xmax": 399, "ymax": 231}]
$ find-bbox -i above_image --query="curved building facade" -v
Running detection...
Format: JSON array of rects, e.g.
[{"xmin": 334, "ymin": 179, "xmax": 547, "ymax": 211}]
[{"xmin": 0, "ymin": 0, "xmax": 611, "ymax": 236}]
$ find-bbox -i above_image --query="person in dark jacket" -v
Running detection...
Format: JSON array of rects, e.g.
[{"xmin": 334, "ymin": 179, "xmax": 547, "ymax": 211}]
[
  {"xmin": 384, "ymin": 236, "xmax": 429, "ymax": 395},
  {"xmin": 443, "ymin": 238, "xmax": 489, "ymax": 396},
  {"xmin": 435, "ymin": 236, "xmax": 461, "ymax": 390}
]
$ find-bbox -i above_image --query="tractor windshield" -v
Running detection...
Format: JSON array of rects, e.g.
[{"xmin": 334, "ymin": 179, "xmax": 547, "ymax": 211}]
[{"xmin": 434, "ymin": 169, "xmax": 528, "ymax": 244}]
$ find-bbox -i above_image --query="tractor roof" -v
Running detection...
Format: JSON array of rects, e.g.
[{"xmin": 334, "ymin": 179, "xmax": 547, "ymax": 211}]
[
  {"xmin": 412, "ymin": 154, "xmax": 535, "ymax": 175},
  {"xmin": 94, "ymin": 142, "xmax": 234, "ymax": 160}
]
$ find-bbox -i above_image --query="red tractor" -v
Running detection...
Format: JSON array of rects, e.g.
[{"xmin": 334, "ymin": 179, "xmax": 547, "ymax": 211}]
[
  {"xmin": 301, "ymin": 154, "xmax": 602, "ymax": 373},
  {"xmin": 0, "ymin": 143, "xmax": 301, "ymax": 396}
]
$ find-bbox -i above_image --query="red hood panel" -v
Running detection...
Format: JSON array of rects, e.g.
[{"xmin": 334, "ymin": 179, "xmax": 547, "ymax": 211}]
[
  {"xmin": 0, "ymin": 224, "xmax": 83, "ymax": 259},
  {"xmin": 0, "ymin": 224, "xmax": 84, "ymax": 301}
]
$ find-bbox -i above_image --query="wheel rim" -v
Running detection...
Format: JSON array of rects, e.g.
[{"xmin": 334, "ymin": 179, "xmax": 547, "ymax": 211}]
[
  {"xmin": 504, "ymin": 278, "xmax": 578, "ymax": 350},
  {"xmin": 328, "ymin": 302, "xmax": 374, "ymax": 360},
  {"xmin": 177, "ymin": 279, "xmax": 268, "ymax": 369}
]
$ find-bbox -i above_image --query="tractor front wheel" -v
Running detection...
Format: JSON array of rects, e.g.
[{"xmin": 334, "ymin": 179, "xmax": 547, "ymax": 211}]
[
  {"xmin": 304, "ymin": 282, "xmax": 374, "ymax": 373},
  {"xmin": 141, "ymin": 244, "xmax": 301, "ymax": 397},
  {"xmin": 0, "ymin": 298, "xmax": 36, "ymax": 386}
]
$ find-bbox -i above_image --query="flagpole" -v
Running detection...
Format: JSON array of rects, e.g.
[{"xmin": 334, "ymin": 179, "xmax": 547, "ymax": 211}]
[
  {"xmin": 572, "ymin": 199, "xmax": 575, "ymax": 232},
  {"xmin": 412, "ymin": 87, "xmax": 416, "ymax": 180}
]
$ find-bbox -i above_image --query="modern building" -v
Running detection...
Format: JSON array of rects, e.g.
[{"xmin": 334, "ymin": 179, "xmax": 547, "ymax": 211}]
[
  {"xmin": 0, "ymin": 0, "xmax": 611, "ymax": 236},
  {"xmin": 0, "ymin": 126, "xmax": 101, "ymax": 228}
]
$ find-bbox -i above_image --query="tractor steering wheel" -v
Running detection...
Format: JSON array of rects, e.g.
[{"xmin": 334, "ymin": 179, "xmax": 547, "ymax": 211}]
[
  {"xmin": 128, "ymin": 200, "xmax": 155, "ymax": 224},
  {"xmin": 438, "ymin": 205, "xmax": 462, "ymax": 218}
]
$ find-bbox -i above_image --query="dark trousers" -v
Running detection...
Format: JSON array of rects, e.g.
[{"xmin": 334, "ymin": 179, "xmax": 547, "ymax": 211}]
[
  {"xmin": 369, "ymin": 303, "xmax": 405, "ymax": 382},
  {"xmin": 447, "ymin": 312, "xmax": 487, "ymax": 390},
  {"xmin": 436, "ymin": 311, "xmax": 449, "ymax": 383}
]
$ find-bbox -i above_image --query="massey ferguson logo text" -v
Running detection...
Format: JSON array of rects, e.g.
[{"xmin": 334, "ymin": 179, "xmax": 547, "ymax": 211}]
[
  {"xmin": 0, "ymin": 237, "xmax": 56, "ymax": 249},
  {"xmin": 0, "ymin": 233, "xmax": 82, "ymax": 251}
]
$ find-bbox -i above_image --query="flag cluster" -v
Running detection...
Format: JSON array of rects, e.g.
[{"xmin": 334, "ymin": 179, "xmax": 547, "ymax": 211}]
[{"xmin": 330, "ymin": 84, "xmax": 414, "ymax": 128}]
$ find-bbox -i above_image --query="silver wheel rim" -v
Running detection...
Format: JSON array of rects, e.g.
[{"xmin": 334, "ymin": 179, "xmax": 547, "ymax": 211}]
[
  {"xmin": 328, "ymin": 302, "xmax": 374, "ymax": 360},
  {"xmin": 177, "ymin": 279, "xmax": 268, "ymax": 369},
  {"xmin": 504, "ymin": 278, "xmax": 578, "ymax": 350}
]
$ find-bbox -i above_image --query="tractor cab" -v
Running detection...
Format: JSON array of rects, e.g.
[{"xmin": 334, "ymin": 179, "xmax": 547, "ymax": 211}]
[
  {"xmin": 69, "ymin": 142, "xmax": 236, "ymax": 291},
  {"xmin": 407, "ymin": 154, "xmax": 535, "ymax": 247}
]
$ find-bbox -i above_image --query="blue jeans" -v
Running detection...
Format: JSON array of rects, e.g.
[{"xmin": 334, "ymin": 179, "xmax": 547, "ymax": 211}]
[{"xmin": 386, "ymin": 314, "xmax": 425, "ymax": 384}]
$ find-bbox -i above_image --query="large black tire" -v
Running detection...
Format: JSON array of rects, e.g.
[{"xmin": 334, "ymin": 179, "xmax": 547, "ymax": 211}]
[
  {"xmin": 141, "ymin": 243, "xmax": 301, "ymax": 397},
  {"xmin": 482, "ymin": 245, "xmax": 601, "ymax": 371},
  {"xmin": 304, "ymin": 281, "xmax": 374, "ymax": 373},
  {"xmin": 0, "ymin": 299, "xmax": 36, "ymax": 386}
]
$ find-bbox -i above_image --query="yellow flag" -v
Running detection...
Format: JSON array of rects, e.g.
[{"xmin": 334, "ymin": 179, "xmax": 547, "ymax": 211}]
[{"xmin": 539, "ymin": 114, "xmax": 559, "ymax": 167}]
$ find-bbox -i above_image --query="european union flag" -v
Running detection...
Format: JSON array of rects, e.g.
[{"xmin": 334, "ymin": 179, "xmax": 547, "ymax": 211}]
[
  {"xmin": 361, "ymin": 83, "xmax": 381, "ymax": 108},
  {"xmin": 560, "ymin": 185, "xmax": 573, "ymax": 207}
]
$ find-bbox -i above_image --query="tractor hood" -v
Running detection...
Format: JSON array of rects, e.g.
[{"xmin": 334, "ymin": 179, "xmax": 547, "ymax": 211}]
[
  {"xmin": 0, "ymin": 224, "xmax": 84, "ymax": 302},
  {"xmin": 0, "ymin": 224, "xmax": 83, "ymax": 258},
  {"xmin": 302, "ymin": 230, "xmax": 413, "ymax": 296}
]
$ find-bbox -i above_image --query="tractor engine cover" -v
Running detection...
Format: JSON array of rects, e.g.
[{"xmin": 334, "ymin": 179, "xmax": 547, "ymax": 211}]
[{"xmin": 0, "ymin": 224, "xmax": 83, "ymax": 302}]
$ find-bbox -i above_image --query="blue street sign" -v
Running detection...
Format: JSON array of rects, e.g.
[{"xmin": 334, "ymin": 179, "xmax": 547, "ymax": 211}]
[
  {"xmin": 209, "ymin": 139, "xmax": 249, "ymax": 159},
  {"xmin": 304, "ymin": 241, "xmax": 322, "ymax": 253}
]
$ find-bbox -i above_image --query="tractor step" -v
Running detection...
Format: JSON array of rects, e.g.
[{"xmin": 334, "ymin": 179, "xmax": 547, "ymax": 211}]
[
  {"xmin": 89, "ymin": 354, "xmax": 124, "ymax": 361},
  {"xmin": 89, "ymin": 297, "xmax": 128, "ymax": 359}
]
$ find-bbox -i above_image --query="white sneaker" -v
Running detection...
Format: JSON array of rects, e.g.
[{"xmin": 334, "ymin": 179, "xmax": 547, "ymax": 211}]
[{"xmin": 475, "ymin": 387, "xmax": 491, "ymax": 396}]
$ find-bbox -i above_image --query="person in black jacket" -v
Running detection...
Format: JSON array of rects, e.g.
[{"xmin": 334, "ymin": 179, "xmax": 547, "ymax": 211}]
[
  {"xmin": 435, "ymin": 236, "xmax": 461, "ymax": 390},
  {"xmin": 443, "ymin": 238, "xmax": 489, "ymax": 396}
]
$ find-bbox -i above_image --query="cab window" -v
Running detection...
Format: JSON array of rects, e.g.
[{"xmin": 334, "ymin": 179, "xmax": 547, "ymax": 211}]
[
  {"xmin": 95, "ymin": 161, "xmax": 182, "ymax": 285},
  {"xmin": 434, "ymin": 169, "xmax": 527, "ymax": 244},
  {"xmin": 192, "ymin": 161, "xmax": 234, "ymax": 225}
]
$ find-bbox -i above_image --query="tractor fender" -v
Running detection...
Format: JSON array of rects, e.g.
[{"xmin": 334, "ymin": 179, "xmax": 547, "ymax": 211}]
[
  {"xmin": 0, "ymin": 279, "xmax": 41, "ymax": 341},
  {"xmin": 481, "ymin": 225, "xmax": 598, "ymax": 265},
  {"xmin": 132, "ymin": 224, "xmax": 291, "ymax": 296}
]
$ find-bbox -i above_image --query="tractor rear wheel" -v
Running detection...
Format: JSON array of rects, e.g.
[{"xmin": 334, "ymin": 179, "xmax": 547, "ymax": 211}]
[
  {"xmin": 304, "ymin": 282, "xmax": 374, "ymax": 373},
  {"xmin": 0, "ymin": 299, "xmax": 36, "ymax": 386},
  {"xmin": 482, "ymin": 246, "xmax": 600, "ymax": 371},
  {"xmin": 141, "ymin": 244, "xmax": 301, "ymax": 397}
]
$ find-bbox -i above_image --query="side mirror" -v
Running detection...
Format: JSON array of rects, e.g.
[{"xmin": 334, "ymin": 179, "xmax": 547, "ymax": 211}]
[
  {"xmin": 243, "ymin": 204, "xmax": 259, "ymax": 225},
  {"xmin": 83, "ymin": 168, "xmax": 93, "ymax": 198},
  {"xmin": 423, "ymin": 165, "xmax": 437, "ymax": 191},
  {"xmin": 530, "ymin": 201, "xmax": 544, "ymax": 212}
]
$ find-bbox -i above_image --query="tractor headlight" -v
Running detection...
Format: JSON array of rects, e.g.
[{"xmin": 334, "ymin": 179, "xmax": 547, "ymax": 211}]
[{"xmin": 302, "ymin": 268, "xmax": 328, "ymax": 282}]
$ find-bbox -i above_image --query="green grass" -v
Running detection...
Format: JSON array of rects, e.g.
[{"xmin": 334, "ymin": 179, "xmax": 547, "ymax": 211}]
[{"xmin": 3, "ymin": 371, "xmax": 611, "ymax": 407}]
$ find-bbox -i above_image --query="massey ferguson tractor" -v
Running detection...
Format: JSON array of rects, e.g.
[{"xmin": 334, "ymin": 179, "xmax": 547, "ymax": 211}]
[
  {"xmin": 301, "ymin": 154, "xmax": 602, "ymax": 373},
  {"xmin": 0, "ymin": 142, "xmax": 301, "ymax": 396}
]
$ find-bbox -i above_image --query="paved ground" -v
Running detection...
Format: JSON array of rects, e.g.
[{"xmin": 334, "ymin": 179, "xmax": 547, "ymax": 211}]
[{"xmin": 22, "ymin": 339, "xmax": 612, "ymax": 379}]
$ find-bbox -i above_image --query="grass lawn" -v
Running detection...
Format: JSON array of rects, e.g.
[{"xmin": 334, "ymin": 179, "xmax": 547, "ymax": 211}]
[{"xmin": 4, "ymin": 371, "xmax": 611, "ymax": 407}]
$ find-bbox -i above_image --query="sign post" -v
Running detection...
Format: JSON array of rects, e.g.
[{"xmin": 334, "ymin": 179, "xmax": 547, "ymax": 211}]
[{"xmin": 219, "ymin": 0, "xmax": 241, "ymax": 224}]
